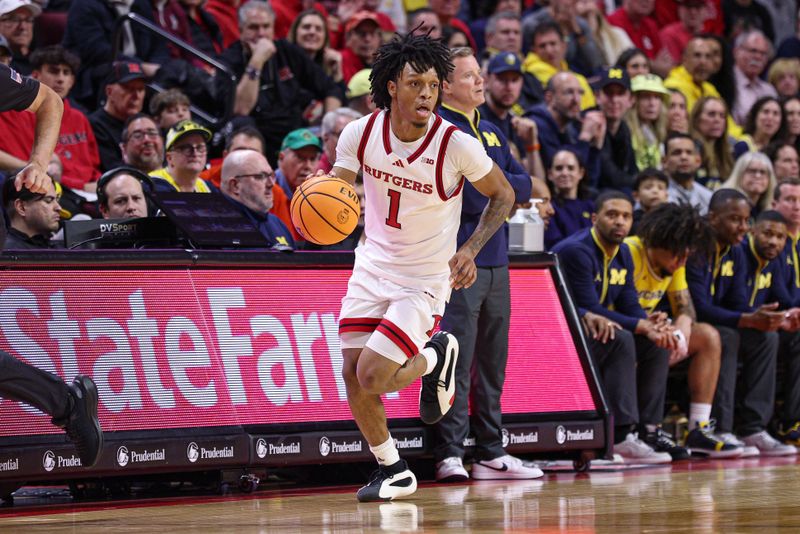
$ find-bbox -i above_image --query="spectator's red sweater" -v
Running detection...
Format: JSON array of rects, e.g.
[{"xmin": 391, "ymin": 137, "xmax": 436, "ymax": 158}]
[{"xmin": 0, "ymin": 99, "xmax": 101, "ymax": 190}]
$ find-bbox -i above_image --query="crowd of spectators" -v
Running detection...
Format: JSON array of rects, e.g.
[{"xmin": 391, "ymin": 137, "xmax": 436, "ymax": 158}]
[{"xmin": 3, "ymin": 0, "xmax": 800, "ymax": 464}]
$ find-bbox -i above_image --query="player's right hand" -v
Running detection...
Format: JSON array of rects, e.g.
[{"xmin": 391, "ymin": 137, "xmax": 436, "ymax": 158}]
[{"xmin": 448, "ymin": 249, "xmax": 477, "ymax": 290}]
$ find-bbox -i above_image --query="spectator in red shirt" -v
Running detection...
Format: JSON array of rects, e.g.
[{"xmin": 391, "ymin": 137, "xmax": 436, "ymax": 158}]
[
  {"xmin": 660, "ymin": 0, "xmax": 709, "ymax": 64},
  {"xmin": 0, "ymin": 45, "xmax": 101, "ymax": 191},
  {"xmin": 607, "ymin": 0, "xmax": 673, "ymax": 76},
  {"xmin": 204, "ymin": 0, "xmax": 242, "ymax": 48},
  {"xmin": 341, "ymin": 11, "xmax": 381, "ymax": 83},
  {"xmin": 653, "ymin": 0, "xmax": 724, "ymax": 36}
]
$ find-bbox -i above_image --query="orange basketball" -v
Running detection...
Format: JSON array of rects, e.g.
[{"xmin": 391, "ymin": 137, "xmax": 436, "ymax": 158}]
[{"xmin": 290, "ymin": 175, "xmax": 361, "ymax": 245}]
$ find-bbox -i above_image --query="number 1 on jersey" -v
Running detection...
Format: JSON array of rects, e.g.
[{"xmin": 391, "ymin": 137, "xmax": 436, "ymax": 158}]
[{"xmin": 386, "ymin": 189, "xmax": 402, "ymax": 229}]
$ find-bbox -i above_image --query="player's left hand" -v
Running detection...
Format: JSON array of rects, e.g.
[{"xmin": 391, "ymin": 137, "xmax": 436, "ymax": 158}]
[
  {"xmin": 449, "ymin": 249, "xmax": 477, "ymax": 290},
  {"xmin": 15, "ymin": 162, "xmax": 50, "ymax": 194}
]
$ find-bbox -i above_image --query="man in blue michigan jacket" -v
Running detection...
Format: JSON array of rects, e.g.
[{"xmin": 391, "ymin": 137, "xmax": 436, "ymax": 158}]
[
  {"xmin": 771, "ymin": 180, "xmax": 800, "ymax": 443},
  {"xmin": 686, "ymin": 189, "xmax": 796, "ymax": 456},
  {"xmin": 432, "ymin": 48, "xmax": 543, "ymax": 482},
  {"xmin": 553, "ymin": 191, "xmax": 683, "ymax": 463}
]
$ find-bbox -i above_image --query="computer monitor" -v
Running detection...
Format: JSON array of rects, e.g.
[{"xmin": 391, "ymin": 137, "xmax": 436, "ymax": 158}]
[
  {"xmin": 63, "ymin": 217, "xmax": 178, "ymax": 249},
  {"xmin": 150, "ymin": 192, "xmax": 270, "ymax": 249}
]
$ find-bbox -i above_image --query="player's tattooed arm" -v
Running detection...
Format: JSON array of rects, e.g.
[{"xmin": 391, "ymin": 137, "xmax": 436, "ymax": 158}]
[
  {"xmin": 449, "ymin": 164, "xmax": 514, "ymax": 289},
  {"xmin": 669, "ymin": 288, "xmax": 697, "ymax": 322},
  {"xmin": 463, "ymin": 163, "xmax": 514, "ymax": 256}
]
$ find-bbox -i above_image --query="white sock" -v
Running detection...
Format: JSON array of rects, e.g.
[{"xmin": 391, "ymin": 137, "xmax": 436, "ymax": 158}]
[
  {"xmin": 420, "ymin": 346, "xmax": 438, "ymax": 375},
  {"xmin": 689, "ymin": 403, "xmax": 712, "ymax": 429},
  {"xmin": 370, "ymin": 435, "xmax": 400, "ymax": 467}
]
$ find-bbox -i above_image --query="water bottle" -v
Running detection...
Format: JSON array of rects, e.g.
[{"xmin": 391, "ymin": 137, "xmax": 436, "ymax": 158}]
[{"xmin": 508, "ymin": 200, "xmax": 544, "ymax": 252}]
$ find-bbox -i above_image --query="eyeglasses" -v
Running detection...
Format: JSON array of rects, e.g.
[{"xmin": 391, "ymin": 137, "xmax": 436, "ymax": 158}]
[
  {"xmin": 1, "ymin": 15, "xmax": 35, "ymax": 25},
  {"xmin": 171, "ymin": 143, "xmax": 207, "ymax": 155},
  {"xmin": 233, "ymin": 172, "xmax": 275, "ymax": 183},
  {"xmin": 745, "ymin": 167, "xmax": 769, "ymax": 176},
  {"xmin": 128, "ymin": 129, "xmax": 161, "ymax": 142}
]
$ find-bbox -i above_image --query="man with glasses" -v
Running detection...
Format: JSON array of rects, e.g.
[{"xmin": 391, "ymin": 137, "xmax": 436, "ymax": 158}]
[
  {"xmin": 0, "ymin": 0, "xmax": 40, "ymax": 75},
  {"xmin": 275, "ymin": 128, "xmax": 322, "ymax": 200},
  {"xmin": 89, "ymin": 58, "xmax": 147, "ymax": 171},
  {"xmin": 120, "ymin": 113, "xmax": 165, "ymax": 174},
  {"xmin": 318, "ymin": 108, "xmax": 362, "ymax": 174},
  {"xmin": 732, "ymin": 30, "xmax": 777, "ymax": 125},
  {"xmin": 219, "ymin": 149, "xmax": 293, "ymax": 249},
  {"xmin": 2, "ymin": 174, "xmax": 61, "ymax": 249},
  {"xmin": 150, "ymin": 119, "xmax": 212, "ymax": 192}
]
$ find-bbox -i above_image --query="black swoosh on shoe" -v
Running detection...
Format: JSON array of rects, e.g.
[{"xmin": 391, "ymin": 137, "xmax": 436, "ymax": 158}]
[{"xmin": 477, "ymin": 462, "xmax": 509, "ymax": 472}]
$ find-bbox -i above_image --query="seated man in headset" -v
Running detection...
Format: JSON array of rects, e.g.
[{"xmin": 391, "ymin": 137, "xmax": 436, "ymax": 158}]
[{"xmin": 96, "ymin": 167, "xmax": 153, "ymax": 219}]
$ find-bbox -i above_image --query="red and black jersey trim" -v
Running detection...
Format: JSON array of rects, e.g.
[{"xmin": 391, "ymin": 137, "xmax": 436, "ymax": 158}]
[
  {"xmin": 407, "ymin": 115, "xmax": 442, "ymax": 163},
  {"xmin": 339, "ymin": 317, "xmax": 381, "ymax": 335},
  {"xmin": 435, "ymin": 125, "xmax": 464, "ymax": 201},
  {"xmin": 357, "ymin": 110, "xmax": 381, "ymax": 166},
  {"xmin": 381, "ymin": 112, "xmax": 443, "ymax": 162},
  {"xmin": 375, "ymin": 318, "xmax": 418, "ymax": 359}
]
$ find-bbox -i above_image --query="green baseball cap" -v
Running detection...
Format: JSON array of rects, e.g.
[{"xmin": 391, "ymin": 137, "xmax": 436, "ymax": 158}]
[{"xmin": 280, "ymin": 128, "xmax": 322, "ymax": 152}]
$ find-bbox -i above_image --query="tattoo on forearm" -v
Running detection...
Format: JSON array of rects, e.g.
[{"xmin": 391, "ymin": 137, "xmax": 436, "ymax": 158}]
[
  {"xmin": 671, "ymin": 290, "xmax": 697, "ymax": 321},
  {"xmin": 466, "ymin": 197, "xmax": 511, "ymax": 255}
]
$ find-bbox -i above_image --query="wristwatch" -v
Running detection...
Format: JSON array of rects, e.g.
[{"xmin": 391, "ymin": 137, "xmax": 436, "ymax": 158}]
[{"xmin": 245, "ymin": 66, "xmax": 261, "ymax": 80}]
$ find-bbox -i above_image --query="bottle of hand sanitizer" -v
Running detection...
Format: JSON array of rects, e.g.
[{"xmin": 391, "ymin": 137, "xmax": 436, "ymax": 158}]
[{"xmin": 509, "ymin": 200, "xmax": 544, "ymax": 252}]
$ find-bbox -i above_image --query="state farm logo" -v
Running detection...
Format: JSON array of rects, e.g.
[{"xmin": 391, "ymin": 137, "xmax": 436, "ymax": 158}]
[
  {"xmin": 256, "ymin": 439, "xmax": 268, "ymax": 459},
  {"xmin": 187, "ymin": 442, "xmax": 199, "ymax": 463},
  {"xmin": 319, "ymin": 436, "xmax": 331, "ymax": 457},
  {"xmin": 501, "ymin": 428, "xmax": 510, "ymax": 448},
  {"xmin": 556, "ymin": 425, "xmax": 567, "ymax": 445},
  {"xmin": 43, "ymin": 450, "xmax": 56, "ymax": 472},
  {"xmin": 117, "ymin": 446, "xmax": 130, "ymax": 467}
]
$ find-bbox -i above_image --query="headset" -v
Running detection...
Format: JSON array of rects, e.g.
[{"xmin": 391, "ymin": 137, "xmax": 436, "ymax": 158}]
[{"xmin": 96, "ymin": 166, "xmax": 156, "ymax": 216}]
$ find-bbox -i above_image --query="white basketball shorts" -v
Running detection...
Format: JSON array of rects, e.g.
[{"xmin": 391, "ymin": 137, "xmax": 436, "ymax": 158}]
[{"xmin": 339, "ymin": 263, "xmax": 446, "ymax": 365}]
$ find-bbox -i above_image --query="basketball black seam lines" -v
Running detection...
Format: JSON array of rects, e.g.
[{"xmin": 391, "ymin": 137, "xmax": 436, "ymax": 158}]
[
  {"xmin": 304, "ymin": 192, "xmax": 352, "ymax": 236},
  {"xmin": 296, "ymin": 181, "xmax": 359, "ymax": 242}
]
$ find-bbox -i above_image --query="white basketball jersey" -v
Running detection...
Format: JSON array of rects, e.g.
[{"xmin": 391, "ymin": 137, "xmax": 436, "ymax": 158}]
[{"xmin": 335, "ymin": 110, "xmax": 493, "ymax": 296}]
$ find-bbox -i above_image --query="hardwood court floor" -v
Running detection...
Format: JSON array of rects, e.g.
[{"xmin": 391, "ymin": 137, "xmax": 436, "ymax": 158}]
[{"xmin": 2, "ymin": 457, "xmax": 800, "ymax": 532}]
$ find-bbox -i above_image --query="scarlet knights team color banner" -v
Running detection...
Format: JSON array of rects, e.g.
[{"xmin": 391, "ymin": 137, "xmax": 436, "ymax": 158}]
[{"xmin": 0, "ymin": 268, "xmax": 595, "ymax": 437}]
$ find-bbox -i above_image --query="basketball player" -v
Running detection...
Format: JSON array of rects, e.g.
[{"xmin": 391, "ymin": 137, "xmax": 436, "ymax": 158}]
[{"xmin": 328, "ymin": 33, "xmax": 514, "ymax": 501}]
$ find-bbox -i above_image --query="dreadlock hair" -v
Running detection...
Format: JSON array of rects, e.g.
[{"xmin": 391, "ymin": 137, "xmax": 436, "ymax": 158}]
[
  {"xmin": 370, "ymin": 31, "xmax": 454, "ymax": 111},
  {"xmin": 637, "ymin": 202, "xmax": 713, "ymax": 258}
]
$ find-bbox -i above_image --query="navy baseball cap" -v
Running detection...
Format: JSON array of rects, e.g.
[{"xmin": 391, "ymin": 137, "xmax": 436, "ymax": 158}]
[
  {"xmin": 487, "ymin": 52, "xmax": 522, "ymax": 76},
  {"xmin": 594, "ymin": 67, "xmax": 631, "ymax": 92}
]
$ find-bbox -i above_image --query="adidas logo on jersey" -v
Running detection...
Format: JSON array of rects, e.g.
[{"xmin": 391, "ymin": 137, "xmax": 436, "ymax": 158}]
[{"xmin": 392, "ymin": 160, "xmax": 404, "ymax": 168}]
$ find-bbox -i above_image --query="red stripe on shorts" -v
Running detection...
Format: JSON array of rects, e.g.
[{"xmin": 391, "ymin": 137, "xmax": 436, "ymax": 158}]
[
  {"xmin": 339, "ymin": 317, "xmax": 381, "ymax": 335},
  {"xmin": 376, "ymin": 319, "xmax": 418, "ymax": 359}
]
